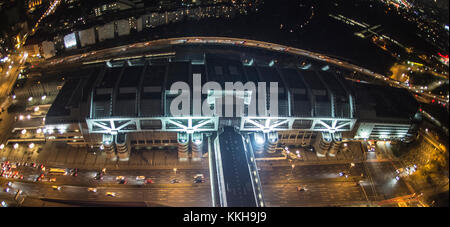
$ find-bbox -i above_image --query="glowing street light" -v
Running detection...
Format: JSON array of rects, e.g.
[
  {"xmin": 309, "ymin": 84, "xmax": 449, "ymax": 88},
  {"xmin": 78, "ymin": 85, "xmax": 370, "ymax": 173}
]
[
  {"xmin": 13, "ymin": 143, "xmax": 19, "ymax": 149},
  {"xmin": 21, "ymin": 129, "xmax": 27, "ymax": 135},
  {"xmin": 34, "ymin": 106, "xmax": 40, "ymax": 112},
  {"xmin": 0, "ymin": 144, "xmax": 4, "ymax": 150},
  {"xmin": 28, "ymin": 143, "xmax": 35, "ymax": 149},
  {"xmin": 28, "ymin": 97, "xmax": 33, "ymax": 102}
]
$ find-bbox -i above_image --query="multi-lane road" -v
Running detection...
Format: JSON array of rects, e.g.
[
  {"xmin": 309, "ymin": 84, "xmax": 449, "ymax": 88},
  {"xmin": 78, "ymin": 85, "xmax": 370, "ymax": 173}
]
[
  {"xmin": 259, "ymin": 161, "xmax": 412, "ymax": 207},
  {"xmin": 1, "ymin": 166, "xmax": 211, "ymax": 207}
]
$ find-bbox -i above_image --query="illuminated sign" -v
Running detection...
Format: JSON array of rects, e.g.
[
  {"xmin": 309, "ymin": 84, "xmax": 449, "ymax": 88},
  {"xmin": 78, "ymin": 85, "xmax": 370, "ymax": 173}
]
[{"xmin": 64, "ymin": 32, "xmax": 77, "ymax": 49}]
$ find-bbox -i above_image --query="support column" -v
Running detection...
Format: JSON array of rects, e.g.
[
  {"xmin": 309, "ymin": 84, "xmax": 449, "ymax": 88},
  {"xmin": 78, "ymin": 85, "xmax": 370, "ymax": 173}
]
[
  {"xmin": 177, "ymin": 132, "xmax": 189, "ymax": 161},
  {"xmin": 115, "ymin": 133, "xmax": 130, "ymax": 161},
  {"xmin": 265, "ymin": 131, "xmax": 278, "ymax": 154},
  {"xmin": 191, "ymin": 132, "xmax": 203, "ymax": 161},
  {"xmin": 328, "ymin": 132, "xmax": 342, "ymax": 157},
  {"xmin": 102, "ymin": 134, "xmax": 116, "ymax": 161},
  {"xmin": 316, "ymin": 132, "xmax": 332, "ymax": 157},
  {"xmin": 251, "ymin": 132, "xmax": 265, "ymax": 154}
]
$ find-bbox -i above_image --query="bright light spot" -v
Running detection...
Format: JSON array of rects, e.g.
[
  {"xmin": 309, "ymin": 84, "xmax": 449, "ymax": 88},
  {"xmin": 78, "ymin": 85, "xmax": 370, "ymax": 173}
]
[
  {"xmin": 193, "ymin": 140, "xmax": 202, "ymax": 145},
  {"xmin": 36, "ymin": 128, "xmax": 42, "ymax": 134},
  {"xmin": 255, "ymin": 133, "xmax": 265, "ymax": 144},
  {"xmin": 27, "ymin": 115, "xmax": 31, "ymax": 120},
  {"xmin": 19, "ymin": 115, "xmax": 24, "ymax": 120},
  {"xmin": 0, "ymin": 144, "xmax": 4, "ymax": 150},
  {"xmin": 28, "ymin": 97, "xmax": 33, "ymax": 102},
  {"xmin": 13, "ymin": 143, "xmax": 19, "ymax": 149},
  {"xmin": 34, "ymin": 106, "xmax": 40, "ymax": 112},
  {"xmin": 41, "ymin": 95, "xmax": 46, "ymax": 100},
  {"xmin": 21, "ymin": 129, "xmax": 27, "ymax": 135},
  {"xmin": 28, "ymin": 143, "xmax": 35, "ymax": 149},
  {"xmin": 99, "ymin": 145, "xmax": 104, "ymax": 150}
]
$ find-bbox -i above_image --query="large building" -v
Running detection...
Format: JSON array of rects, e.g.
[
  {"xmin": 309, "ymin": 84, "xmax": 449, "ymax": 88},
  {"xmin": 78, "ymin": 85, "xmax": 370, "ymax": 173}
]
[{"xmin": 44, "ymin": 45, "xmax": 421, "ymax": 161}]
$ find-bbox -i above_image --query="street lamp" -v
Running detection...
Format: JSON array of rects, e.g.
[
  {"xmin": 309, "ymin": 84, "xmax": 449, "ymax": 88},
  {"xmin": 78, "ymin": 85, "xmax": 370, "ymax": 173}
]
[{"xmin": 173, "ymin": 168, "xmax": 177, "ymax": 175}]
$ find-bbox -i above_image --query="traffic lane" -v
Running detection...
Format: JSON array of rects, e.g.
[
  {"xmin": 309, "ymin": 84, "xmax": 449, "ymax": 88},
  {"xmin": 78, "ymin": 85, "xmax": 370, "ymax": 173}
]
[
  {"xmin": 2, "ymin": 165, "xmax": 209, "ymax": 185},
  {"xmin": 259, "ymin": 163, "xmax": 365, "ymax": 183},
  {"xmin": 220, "ymin": 130, "xmax": 256, "ymax": 207},
  {"xmin": 262, "ymin": 182, "xmax": 366, "ymax": 207},
  {"xmin": 364, "ymin": 161, "xmax": 411, "ymax": 200},
  {"xmin": 11, "ymin": 181, "xmax": 211, "ymax": 207}
]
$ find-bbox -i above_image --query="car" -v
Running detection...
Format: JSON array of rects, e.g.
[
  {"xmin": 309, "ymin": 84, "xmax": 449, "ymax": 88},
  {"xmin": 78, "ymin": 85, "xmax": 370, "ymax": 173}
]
[
  {"xmin": 71, "ymin": 168, "xmax": 78, "ymax": 177},
  {"xmin": 115, "ymin": 176, "xmax": 125, "ymax": 181},
  {"xmin": 136, "ymin": 176, "xmax": 145, "ymax": 181},
  {"xmin": 145, "ymin": 178, "xmax": 154, "ymax": 184},
  {"xmin": 118, "ymin": 179, "xmax": 127, "ymax": 184},
  {"xmin": 51, "ymin": 186, "xmax": 61, "ymax": 190},
  {"xmin": 106, "ymin": 192, "xmax": 116, "ymax": 197},
  {"xmin": 296, "ymin": 186, "xmax": 307, "ymax": 192},
  {"xmin": 95, "ymin": 172, "xmax": 103, "ymax": 180},
  {"xmin": 88, "ymin": 188, "xmax": 97, "ymax": 193},
  {"xmin": 194, "ymin": 174, "xmax": 205, "ymax": 183}
]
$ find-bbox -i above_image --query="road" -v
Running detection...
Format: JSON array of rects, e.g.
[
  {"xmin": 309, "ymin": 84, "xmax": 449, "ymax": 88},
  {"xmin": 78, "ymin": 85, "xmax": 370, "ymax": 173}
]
[
  {"xmin": 2, "ymin": 181, "xmax": 211, "ymax": 207},
  {"xmin": 258, "ymin": 161, "xmax": 411, "ymax": 206},
  {"xmin": 218, "ymin": 127, "xmax": 257, "ymax": 207},
  {"xmin": 1, "ymin": 166, "xmax": 211, "ymax": 207}
]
